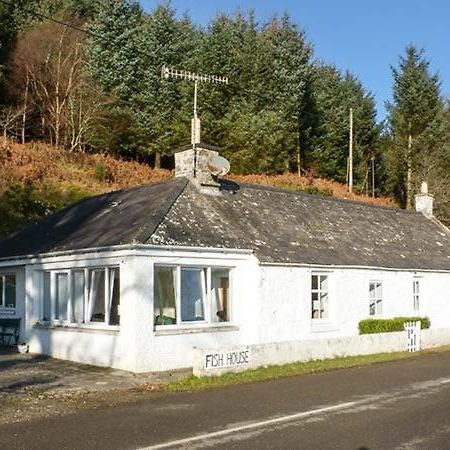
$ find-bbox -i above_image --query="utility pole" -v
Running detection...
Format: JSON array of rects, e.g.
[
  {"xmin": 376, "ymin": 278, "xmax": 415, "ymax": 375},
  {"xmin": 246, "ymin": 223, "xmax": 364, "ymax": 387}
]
[
  {"xmin": 161, "ymin": 66, "xmax": 228, "ymax": 145},
  {"xmin": 348, "ymin": 108, "xmax": 353, "ymax": 193},
  {"xmin": 406, "ymin": 131, "xmax": 413, "ymax": 209},
  {"xmin": 371, "ymin": 155, "xmax": 375, "ymax": 198}
]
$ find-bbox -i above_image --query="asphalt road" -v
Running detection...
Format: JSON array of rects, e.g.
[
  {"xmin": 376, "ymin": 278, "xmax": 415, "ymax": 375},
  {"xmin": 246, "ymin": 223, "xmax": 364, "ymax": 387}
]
[{"xmin": 4, "ymin": 351, "xmax": 450, "ymax": 450}]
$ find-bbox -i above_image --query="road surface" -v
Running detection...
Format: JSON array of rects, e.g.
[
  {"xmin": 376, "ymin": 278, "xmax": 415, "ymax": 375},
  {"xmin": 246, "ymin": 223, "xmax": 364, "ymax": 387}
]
[{"xmin": 4, "ymin": 351, "xmax": 450, "ymax": 449}]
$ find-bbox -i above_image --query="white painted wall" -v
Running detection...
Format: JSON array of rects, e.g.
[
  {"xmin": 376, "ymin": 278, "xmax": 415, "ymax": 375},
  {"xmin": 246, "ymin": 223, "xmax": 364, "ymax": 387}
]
[
  {"xmin": 4, "ymin": 244, "xmax": 450, "ymax": 373},
  {"xmin": 28, "ymin": 327, "xmax": 122, "ymax": 368},
  {"xmin": 259, "ymin": 266, "xmax": 450, "ymax": 344},
  {"xmin": 131, "ymin": 254, "xmax": 261, "ymax": 372},
  {"xmin": 193, "ymin": 331, "xmax": 409, "ymax": 376},
  {"xmin": 12, "ymin": 247, "xmax": 259, "ymax": 372}
]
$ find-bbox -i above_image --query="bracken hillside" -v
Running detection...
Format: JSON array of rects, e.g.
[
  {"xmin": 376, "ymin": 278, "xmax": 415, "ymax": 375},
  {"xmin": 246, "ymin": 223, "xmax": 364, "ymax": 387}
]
[{"xmin": 0, "ymin": 141, "xmax": 396, "ymax": 238}]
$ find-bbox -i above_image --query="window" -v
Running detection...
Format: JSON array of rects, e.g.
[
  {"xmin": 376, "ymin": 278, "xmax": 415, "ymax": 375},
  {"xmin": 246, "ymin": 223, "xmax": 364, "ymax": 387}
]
[
  {"xmin": 180, "ymin": 268, "xmax": 206, "ymax": 322},
  {"xmin": 413, "ymin": 279, "xmax": 420, "ymax": 312},
  {"xmin": 369, "ymin": 282, "xmax": 382, "ymax": 316},
  {"xmin": 0, "ymin": 274, "xmax": 16, "ymax": 309},
  {"xmin": 154, "ymin": 266, "xmax": 231, "ymax": 326},
  {"xmin": 42, "ymin": 267, "xmax": 120, "ymax": 327},
  {"xmin": 311, "ymin": 274, "xmax": 329, "ymax": 319}
]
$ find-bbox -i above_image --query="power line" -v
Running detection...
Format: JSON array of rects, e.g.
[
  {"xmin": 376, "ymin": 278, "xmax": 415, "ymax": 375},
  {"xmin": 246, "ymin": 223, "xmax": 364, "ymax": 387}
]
[{"xmin": 0, "ymin": 0, "xmax": 103, "ymax": 40}]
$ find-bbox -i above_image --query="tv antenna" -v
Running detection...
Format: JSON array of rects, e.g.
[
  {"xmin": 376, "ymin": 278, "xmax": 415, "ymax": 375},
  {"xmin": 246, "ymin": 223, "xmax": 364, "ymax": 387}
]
[{"xmin": 161, "ymin": 65, "xmax": 229, "ymax": 145}]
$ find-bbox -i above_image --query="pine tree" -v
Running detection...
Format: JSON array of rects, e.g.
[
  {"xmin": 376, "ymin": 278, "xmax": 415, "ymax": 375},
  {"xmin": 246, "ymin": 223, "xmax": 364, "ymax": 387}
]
[
  {"xmin": 309, "ymin": 65, "xmax": 379, "ymax": 186},
  {"xmin": 387, "ymin": 45, "xmax": 446, "ymax": 208}
]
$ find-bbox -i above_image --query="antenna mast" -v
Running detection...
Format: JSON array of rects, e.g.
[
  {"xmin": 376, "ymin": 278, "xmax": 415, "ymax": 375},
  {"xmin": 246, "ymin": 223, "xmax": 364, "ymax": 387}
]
[
  {"xmin": 161, "ymin": 65, "xmax": 229, "ymax": 145},
  {"xmin": 348, "ymin": 107, "xmax": 353, "ymax": 193}
]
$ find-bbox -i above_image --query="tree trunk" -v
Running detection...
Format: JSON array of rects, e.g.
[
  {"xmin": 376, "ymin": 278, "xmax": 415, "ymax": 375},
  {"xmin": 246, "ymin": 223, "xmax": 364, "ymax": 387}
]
[
  {"xmin": 21, "ymin": 73, "xmax": 29, "ymax": 144},
  {"xmin": 296, "ymin": 142, "xmax": 301, "ymax": 177},
  {"xmin": 406, "ymin": 133, "xmax": 413, "ymax": 209},
  {"xmin": 155, "ymin": 152, "xmax": 161, "ymax": 169}
]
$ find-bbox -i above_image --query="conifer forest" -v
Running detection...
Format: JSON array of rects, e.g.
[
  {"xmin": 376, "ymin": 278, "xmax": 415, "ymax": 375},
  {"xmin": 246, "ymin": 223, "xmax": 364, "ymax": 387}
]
[{"xmin": 0, "ymin": 0, "xmax": 449, "ymax": 225}]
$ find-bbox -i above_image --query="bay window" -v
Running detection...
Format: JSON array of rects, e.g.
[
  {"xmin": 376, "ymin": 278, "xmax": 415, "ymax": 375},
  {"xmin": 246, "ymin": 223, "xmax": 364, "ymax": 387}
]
[
  {"xmin": 42, "ymin": 267, "xmax": 120, "ymax": 327},
  {"xmin": 154, "ymin": 265, "xmax": 231, "ymax": 327}
]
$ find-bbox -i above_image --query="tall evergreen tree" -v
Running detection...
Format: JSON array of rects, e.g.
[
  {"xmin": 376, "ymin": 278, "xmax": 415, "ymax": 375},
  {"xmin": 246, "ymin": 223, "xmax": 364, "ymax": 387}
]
[
  {"xmin": 309, "ymin": 65, "xmax": 378, "ymax": 186},
  {"xmin": 386, "ymin": 45, "xmax": 446, "ymax": 209}
]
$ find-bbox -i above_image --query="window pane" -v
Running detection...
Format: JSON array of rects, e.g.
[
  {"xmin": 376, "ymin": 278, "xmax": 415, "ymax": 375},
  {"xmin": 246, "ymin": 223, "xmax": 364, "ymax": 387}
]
[
  {"xmin": 154, "ymin": 267, "xmax": 177, "ymax": 325},
  {"xmin": 72, "ymin": 271, "xmax": 85, "ymax": 324},
  {"xmin": 320, "ymin": 292, "xmax": 329, "ymax": 319},
  {"xmin": 109, "ymin": 268, "xmax": 120, "ymax": 326},
  {"xmin": 369, "ymin": 301, "xmax": 376, "ymax": 316},
  {"xmin": 88, "ymin": 269, "xmax": 105, "ymax": 323},
  {"xmin": 311, "ymin": 292, "xmax": 319, "ymax": 318},
  {"xmin": 43, "ymin": 272, "xmax": 51, "ymax": 321},
  {"xmin": 311, "ymin": 275, "xmax": 318, "ymax": 290},
  {"xmin": 369, "ymin": 283, "xmax": 376, "ymax": 298},
  {"xmin": 55, "ymin": 273, "xmax": 68, "ymax": 321},
  {"xmin": 376, "ymin": 299, "xmax": 382, "ymax": 315},
  {"xmin": 5, "ymin": 275, "xmax": 15, "ymax": 308},
  {"xmin": 211, "ymin": 269, "xmax": 230, "ymax": 322},
  {"xmin": 320, "ymin": 275, "xmax": 328, "ymax": 291},
  {"xmin": 180, "ymin": 268, "xmax": 206, "ymax": 322},
  {"xmin": 0, "ymin": 276, "xmax": 3, "ymax": 306},
  {"xmin": 375, "ymin": 283, "xmax": 382, "ymax": 299}
]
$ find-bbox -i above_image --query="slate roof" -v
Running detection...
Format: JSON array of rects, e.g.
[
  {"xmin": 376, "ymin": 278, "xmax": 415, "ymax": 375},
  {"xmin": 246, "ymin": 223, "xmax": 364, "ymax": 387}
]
[{"xmin": 1, "ymin": 177, "xmax": 450, "ymax": 271}]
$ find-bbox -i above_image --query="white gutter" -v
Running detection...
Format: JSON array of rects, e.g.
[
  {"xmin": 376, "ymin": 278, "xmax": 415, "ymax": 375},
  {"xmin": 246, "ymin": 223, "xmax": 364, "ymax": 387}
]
[
  {"xmin": 0, "ymin": 243, "xmax": 253, "ymax": 267},
  {"xmin": 260, "ymin": 261, "xmax": 450, "ymax": 274}
]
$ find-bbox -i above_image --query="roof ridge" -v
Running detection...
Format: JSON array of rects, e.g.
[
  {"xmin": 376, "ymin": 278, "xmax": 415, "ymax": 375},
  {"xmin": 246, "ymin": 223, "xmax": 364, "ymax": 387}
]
[
  {"xmin": 135, "ymin": 177, "xmax": 189, "ymax": 243},
  {"xmin": 231, "ymin": 180, "xmax": 417, "ymax": 215}
]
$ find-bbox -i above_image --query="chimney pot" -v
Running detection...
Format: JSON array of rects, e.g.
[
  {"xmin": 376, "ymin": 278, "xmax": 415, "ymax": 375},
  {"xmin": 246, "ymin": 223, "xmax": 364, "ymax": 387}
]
[{"xmin": 415, "ymin": 181, "xmax": 433, "ymax": 219}]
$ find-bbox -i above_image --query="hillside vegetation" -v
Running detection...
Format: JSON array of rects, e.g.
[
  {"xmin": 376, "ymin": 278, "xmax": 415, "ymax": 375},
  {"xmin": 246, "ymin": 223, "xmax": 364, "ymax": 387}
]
[
  {"xmin": 0, "ymin": 2, "xmax": 449, "ymax": 226},
  {"xmin": 0, "ymin": 141, "xmax": 395, "ymax": 238}
]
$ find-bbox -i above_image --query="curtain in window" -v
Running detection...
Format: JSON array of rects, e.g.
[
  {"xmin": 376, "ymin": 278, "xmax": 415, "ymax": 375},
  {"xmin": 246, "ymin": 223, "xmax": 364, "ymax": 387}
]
[
  {"xmin": 211, "ymin": 269, "xmax": 230, "ymax": 322},
  {"xmin": 180, "ymin": 268, "xmax": 206, "ymax": 322},
  {"xmin": 88, "ymin": 270, "xmax": 105, "ymax": 323},
  {"xmin": 108, "ymin": 268, "xmax": 120, "ymax": 325},
  {"xmin": 55, "ymin": 273, "xmax": 68, "ymax": 321},
  {"xmin": 72, "ymin": 271, "xmax": 85, "ymax": 324},
  {"xmin": 154, "ymin": 267, "xmax": 176, "ymax": 325}
]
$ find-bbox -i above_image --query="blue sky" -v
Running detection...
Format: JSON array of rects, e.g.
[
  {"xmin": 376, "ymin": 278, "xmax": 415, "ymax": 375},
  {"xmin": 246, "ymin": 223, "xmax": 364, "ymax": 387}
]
[{"xmin": 141, "ymin": 0, "xmax": 450, "ymax": 121}]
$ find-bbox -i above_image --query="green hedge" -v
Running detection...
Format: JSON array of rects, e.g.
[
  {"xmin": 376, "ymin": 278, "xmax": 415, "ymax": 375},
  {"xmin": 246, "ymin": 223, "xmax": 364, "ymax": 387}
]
[{"xmin": 359, "ymin": 317, "xmax": 430, "ymax": 335}]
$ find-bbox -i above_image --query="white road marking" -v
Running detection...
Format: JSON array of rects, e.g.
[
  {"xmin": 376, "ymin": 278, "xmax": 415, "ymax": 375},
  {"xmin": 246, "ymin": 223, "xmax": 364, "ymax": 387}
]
[
  {"xmin": 141, "ymin": 400, "xmax": 359, "ymax": 450},
  {"xmin": 140, "ymin": 377, "xmax": 450, "ymax": 450}
]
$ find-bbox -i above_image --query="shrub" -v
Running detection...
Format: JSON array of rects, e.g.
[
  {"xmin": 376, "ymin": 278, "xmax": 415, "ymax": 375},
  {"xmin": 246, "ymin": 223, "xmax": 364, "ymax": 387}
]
[
  {"xmin": 0, "ymin": 182, "xmax": 89, "ymax": 237},
  {"xmin": 359, "ymin": 317, "xmax": 430, "ymax": 335}
]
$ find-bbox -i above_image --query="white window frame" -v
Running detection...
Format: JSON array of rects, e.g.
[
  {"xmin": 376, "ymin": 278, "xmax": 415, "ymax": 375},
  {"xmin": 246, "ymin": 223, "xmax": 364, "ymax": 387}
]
[
  {"xmin": 42, "ymin": 267, "xmax": 120, "ymax": 329},
  {"xmin": 369, "ymin": 281, "xmax": 383, "ymax": 316},
  {"xmin": 154, "ymin": 264, "xmax": 233, "ymax": 328},
  {"xmin": 51, "ymin": 270, "xmax": 71, "ymax": 324},
  {"xmin": 413, "ymin": 278, "xmax": 420, "ymax": 312},
  {"xmin": 311, "ymin": 273, "xmax": 330, "ymax": 321},
  {"xmin": 0, "ymin": 273, "xmax": 16, "ymax": 311}
]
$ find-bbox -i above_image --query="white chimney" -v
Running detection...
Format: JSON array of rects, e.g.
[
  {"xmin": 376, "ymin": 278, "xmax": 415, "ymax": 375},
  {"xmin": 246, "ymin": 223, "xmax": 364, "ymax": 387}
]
[{"xmin": 415, "ymin": 181, "xmax": 434, "ymax": 219}]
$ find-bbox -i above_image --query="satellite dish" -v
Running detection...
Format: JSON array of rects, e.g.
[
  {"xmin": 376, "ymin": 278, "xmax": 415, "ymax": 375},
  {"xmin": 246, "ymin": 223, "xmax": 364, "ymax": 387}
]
[{"xmin": 207, "ymin": 155, "xmax": 230, "ymax": 177}]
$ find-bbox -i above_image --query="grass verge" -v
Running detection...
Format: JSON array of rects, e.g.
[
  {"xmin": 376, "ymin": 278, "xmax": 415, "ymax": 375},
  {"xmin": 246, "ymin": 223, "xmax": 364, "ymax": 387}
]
[{"xmin": 168, "ymin": 351, "xmax": 421, "ymax": 392}]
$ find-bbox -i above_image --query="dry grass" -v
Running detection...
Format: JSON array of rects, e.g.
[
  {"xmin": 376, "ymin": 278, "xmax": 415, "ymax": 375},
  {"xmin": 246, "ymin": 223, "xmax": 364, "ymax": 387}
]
[
  {"xmin": 0, "ymin": 140, "xmax": 172, "ymax": 195},
  {"xmin": 0, "ymin": 140, "xmax": 397, "ymax": 233}
]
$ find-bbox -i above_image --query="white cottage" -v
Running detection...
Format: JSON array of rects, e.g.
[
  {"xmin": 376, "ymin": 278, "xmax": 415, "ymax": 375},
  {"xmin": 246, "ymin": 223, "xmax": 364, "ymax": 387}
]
[{"xmin": 0, "ymin": 144, "xmax": 450, "ymax": 373}]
